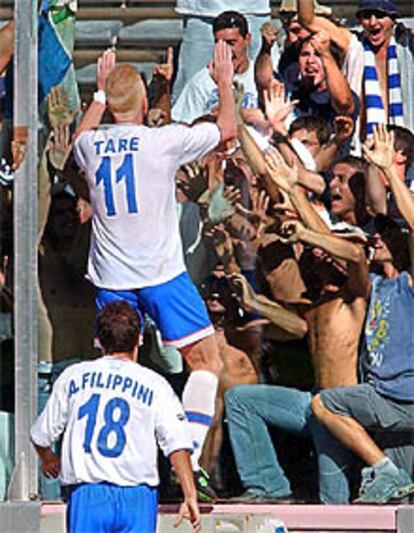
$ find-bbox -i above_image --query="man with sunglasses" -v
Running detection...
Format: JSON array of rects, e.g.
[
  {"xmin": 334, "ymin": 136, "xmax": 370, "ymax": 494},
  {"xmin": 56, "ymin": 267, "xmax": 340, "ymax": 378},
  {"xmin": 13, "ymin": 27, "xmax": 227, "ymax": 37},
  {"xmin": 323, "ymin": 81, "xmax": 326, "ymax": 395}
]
[{"xmin": 297, "ymin": 0, "xmax": 414, "ymax": 138}]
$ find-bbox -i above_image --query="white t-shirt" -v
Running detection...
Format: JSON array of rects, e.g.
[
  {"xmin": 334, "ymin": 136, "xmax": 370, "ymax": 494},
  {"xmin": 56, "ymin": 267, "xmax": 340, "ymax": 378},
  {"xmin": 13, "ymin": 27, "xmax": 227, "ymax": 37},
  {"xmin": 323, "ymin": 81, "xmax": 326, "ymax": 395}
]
[
  {"xmin": 172, "ymin": 62, "xmax": 258, "ymax": 125},
  {"xmin": 343, "ymin": 32, "xmax": 364, "ymax": 154},
  {"xmin": 31, "ymin": 356, "xmax": 192, "ymax": 487},
  {"xmin": 73, "ymin": 122, "xmax": 220, "ymax": 289},
  {"xmin": 342, "ymin": 32, "xmax": 364, "ymax": 98},
  {"xmin": 175, "ymin": 1, "xmax": 270, "ymax": 17}
]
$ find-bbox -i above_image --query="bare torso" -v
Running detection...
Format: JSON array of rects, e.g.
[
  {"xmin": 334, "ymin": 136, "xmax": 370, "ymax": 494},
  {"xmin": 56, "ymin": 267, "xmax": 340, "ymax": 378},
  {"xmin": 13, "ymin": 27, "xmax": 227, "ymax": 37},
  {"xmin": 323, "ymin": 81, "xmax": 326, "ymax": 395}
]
[
  {"xmin": 375, "ymin": 54, "xmax": 389, "ymax": 117},
  {"xmin": 259, "ymin": 238, "xmax": 310, "ymax": 304},
  {"xmin": 305, "ymin": 289, "xmax": 367, "ymax": 389},
  {"xmin": 265, "ymin": 248, "xmax": 368, "ymax": 390},
  {"xmin": 215, "ymin": 328, "xmax": 258, "ymax": 394}
]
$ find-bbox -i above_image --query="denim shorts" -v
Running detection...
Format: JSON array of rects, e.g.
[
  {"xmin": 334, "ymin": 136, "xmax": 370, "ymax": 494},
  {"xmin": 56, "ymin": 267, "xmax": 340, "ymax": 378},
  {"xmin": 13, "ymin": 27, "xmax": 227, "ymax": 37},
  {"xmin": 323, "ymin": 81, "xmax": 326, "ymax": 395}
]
[{"xmin": 320, "ymin": 383, "xmax": 414, "ymax": 432}]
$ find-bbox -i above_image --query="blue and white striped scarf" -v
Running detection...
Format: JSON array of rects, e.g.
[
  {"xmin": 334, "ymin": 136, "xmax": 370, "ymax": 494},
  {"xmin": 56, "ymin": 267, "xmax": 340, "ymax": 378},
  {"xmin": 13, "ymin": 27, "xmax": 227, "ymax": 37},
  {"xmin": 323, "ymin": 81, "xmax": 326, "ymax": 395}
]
[{"xmin": 363, "ymin": 36, "xmax": 404, "ymax": 136}]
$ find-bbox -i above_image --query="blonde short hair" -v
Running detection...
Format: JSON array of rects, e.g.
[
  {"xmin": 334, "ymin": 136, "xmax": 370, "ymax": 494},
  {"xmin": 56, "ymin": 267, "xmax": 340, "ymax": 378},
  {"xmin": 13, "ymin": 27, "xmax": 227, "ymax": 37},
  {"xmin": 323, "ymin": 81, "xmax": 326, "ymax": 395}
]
[{"xmin": 106, "ymin": 64, "xmax": 146, "ymax": 116}]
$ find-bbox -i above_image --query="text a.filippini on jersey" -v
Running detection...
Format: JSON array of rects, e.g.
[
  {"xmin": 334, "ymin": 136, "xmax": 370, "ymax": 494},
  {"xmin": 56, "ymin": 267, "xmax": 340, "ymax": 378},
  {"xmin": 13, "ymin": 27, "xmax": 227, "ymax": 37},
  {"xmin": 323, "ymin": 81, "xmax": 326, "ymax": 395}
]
[{"xmin": 68, "ymin": 371, "xmax": 154, "ymax": 406}]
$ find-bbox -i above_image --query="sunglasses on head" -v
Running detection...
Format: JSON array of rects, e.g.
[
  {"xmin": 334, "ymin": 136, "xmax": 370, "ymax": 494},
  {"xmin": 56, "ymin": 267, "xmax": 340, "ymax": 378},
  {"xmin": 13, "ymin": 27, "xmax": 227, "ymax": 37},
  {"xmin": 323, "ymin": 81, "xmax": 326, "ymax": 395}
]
[{"xmin": 280, "ymin": 12, "xmax": 299, "ymax": 25}]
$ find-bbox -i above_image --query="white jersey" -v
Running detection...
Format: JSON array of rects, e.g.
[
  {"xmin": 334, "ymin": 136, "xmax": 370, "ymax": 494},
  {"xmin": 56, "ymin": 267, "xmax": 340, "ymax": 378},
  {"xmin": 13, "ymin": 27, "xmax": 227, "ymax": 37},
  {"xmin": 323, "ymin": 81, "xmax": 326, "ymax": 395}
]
[
  {"xmin": 172, "ymin": 62, "xmax": 258, "ymax": 125},
  {"xmin": 73, "ymin": 122, "xmax": 220, "ymax": 289},
  {"xmin": 31, "ymin": 357, "xmax": 192, "ymax": 487},
  {"xmin": 175, "ymin": 1, "xmax": 270, "ymax": 17}
]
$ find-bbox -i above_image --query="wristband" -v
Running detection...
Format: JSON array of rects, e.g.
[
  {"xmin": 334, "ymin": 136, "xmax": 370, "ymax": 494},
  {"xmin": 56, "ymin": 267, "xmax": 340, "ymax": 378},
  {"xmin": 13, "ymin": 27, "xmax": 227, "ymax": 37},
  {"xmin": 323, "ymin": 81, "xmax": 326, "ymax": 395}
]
[{"xmin": 93, "ymin": 90, "xmax": 106, "ymax": 105}]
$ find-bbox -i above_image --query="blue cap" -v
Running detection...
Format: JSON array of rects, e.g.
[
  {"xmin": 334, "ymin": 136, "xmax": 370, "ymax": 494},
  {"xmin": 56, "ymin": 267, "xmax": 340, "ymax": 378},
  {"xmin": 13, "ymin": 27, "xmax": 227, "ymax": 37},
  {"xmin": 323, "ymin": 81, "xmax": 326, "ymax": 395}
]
[{"xmin": 356, "ymin": 0, "xmax": 399, "ymax": 17}]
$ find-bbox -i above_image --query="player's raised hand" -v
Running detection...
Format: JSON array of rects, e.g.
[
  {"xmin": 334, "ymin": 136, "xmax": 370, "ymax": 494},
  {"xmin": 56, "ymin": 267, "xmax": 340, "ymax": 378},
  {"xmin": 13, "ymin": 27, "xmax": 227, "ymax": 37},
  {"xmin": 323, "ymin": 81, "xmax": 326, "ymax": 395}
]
[
  {"xmin": 209, "ymin": 40, "xmax": 234, "ymax": 87},
  {"xmin": 154, "ymin": 46, "xmax": 174, "ymax": 82},
  {"xmin": 97, "ymin": 48, "xmax": 116, "ymax": 91}
]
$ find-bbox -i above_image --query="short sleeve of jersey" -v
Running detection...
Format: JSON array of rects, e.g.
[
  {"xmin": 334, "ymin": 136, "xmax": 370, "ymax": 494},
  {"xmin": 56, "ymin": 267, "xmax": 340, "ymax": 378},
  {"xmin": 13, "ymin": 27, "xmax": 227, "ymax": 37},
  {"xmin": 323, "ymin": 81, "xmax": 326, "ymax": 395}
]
[
  {"xmin": 30, "ymin": 369, "xmax": 70, "ymax": 448},
  {"xmin": 73, "ymin": 131, "xmax": 94, "ymax": 172},
  {"xmin": 176, "ymin": 122, "xmax": 220, "ymax": 167},
  {"xmin": 154, "ymin": 381, "xmax": 193, "ymax": 458}
]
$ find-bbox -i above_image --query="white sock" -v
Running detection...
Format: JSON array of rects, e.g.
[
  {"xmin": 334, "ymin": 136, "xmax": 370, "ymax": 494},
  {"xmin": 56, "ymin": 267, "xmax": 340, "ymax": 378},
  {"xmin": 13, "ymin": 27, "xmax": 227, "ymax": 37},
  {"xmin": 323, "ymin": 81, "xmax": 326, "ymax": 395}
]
[{"xmin": 182, "ymin": 370, "xmax": 218, "ymax": 471}]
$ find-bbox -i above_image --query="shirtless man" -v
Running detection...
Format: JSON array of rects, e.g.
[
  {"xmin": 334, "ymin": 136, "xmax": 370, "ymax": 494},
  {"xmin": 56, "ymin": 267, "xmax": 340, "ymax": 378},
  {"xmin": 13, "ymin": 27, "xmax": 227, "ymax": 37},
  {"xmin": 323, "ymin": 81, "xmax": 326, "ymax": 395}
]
[
  {"xmin": 297, "ymin": 0, "xmax": 414, "ymax": 136},
  {"xmin": 312, "ymin": 125, "xmax": 414, "ymax": 503},
  {"xmin": 225, "ymin": 148, "xmax": 370, "ymax": 503}
]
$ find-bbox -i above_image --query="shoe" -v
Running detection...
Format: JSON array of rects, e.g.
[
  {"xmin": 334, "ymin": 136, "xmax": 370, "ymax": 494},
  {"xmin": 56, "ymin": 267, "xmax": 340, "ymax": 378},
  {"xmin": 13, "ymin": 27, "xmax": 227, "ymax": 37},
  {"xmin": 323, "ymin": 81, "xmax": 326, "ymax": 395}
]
[
  {"xmin": 171, "ymin": 467, "xmax": 217, "ymax": 503},
  {"xmin": 194, "ymin": 467, "xmax": 217, "ymax": 503},
  {"xmin": 354, "ymin": 466, "xmax": 414, "ymax": 504},
  {"xmin": 229, "ymin": 490, "xmax": 293, "ymax": 503}
]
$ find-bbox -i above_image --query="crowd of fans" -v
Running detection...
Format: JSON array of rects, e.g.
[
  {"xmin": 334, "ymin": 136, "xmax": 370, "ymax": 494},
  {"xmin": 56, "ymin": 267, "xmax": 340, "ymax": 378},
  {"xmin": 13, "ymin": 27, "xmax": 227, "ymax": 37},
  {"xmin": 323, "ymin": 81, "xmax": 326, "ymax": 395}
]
[{"xmin": 1, "ymin": 0, "xmax": 414, "ymax": 507}]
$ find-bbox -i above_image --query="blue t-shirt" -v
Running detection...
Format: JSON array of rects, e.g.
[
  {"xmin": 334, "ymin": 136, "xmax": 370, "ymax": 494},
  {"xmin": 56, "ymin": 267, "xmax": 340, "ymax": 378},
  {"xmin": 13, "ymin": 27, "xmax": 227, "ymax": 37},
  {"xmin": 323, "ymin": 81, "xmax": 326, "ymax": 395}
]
[
  {"xmin": 285, "ymin": 80, "xmax": 360, "ymax": 128},
  {"xmin": 361, "ymin": 272, "xmax": 414, "ymax": 401}
]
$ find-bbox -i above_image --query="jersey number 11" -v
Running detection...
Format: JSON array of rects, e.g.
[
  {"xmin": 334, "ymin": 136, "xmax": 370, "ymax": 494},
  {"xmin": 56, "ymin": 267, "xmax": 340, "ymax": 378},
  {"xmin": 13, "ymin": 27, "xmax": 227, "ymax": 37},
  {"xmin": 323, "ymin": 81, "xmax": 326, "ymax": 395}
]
[{"xmin": 96, "ymin": 154, "xmax": 138, "ymax": 217}]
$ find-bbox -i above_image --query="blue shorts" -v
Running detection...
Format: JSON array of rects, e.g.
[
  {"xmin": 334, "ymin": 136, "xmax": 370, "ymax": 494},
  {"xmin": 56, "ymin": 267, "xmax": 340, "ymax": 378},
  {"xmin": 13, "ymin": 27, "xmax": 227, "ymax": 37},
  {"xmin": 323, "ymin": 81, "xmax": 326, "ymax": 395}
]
[
  {"xmin": 67, "ymin": 482, "xmax": 158, "ymax": 533},
  {"xmin": 96, "ymin": 272, "xmax": 214, "ymax": 348}
]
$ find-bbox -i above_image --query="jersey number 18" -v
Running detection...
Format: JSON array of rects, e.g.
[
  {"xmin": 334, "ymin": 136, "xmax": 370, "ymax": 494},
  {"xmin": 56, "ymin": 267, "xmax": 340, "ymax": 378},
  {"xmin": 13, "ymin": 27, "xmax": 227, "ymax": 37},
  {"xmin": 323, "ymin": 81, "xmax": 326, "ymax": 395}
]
[{"xmin": 78, "ymin": 393, "xmax": 130, "ymax": 457}]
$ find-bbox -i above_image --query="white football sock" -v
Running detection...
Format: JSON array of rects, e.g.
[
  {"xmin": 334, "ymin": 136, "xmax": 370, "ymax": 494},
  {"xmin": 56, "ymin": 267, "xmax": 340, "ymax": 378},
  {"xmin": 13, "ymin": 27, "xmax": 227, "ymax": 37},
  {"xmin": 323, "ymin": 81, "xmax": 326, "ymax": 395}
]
[{"xmin": 182, "ymin": 370, "xmax": 218, "ymax": 471}]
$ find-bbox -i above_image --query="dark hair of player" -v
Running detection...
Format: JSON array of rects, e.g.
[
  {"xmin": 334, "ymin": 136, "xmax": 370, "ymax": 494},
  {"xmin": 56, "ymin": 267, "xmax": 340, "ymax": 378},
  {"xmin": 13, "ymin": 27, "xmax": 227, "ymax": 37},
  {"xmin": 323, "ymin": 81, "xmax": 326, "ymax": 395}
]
[{"xmin": 97, "ymin": 301, "xmax": 141, "ymax": 354}]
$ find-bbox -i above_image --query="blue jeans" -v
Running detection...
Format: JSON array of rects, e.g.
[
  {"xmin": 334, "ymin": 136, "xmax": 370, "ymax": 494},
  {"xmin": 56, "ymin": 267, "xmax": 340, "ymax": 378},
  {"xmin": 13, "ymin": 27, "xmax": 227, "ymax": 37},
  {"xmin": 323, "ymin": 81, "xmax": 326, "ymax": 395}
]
[
  {"xmin": 172, "ymin": 14, "xmax": 274, "ymax": 102},
  {"xmin": 225, "ymin": 384, "xmax": 354, "ymax": 503}
]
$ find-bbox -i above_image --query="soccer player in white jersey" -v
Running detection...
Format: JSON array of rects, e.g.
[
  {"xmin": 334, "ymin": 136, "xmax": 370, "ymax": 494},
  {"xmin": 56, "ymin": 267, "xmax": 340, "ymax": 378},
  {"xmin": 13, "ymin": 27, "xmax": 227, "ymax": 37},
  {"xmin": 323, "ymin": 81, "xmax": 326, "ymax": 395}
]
[
  {"xmin": 71, "ymin": 43, "xmax": 237, "ymax": 500},
  {"xmin": 31, "ymin": 301, "xmax": 200, "ymax": 532}
]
